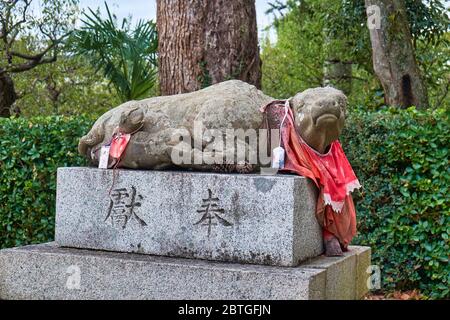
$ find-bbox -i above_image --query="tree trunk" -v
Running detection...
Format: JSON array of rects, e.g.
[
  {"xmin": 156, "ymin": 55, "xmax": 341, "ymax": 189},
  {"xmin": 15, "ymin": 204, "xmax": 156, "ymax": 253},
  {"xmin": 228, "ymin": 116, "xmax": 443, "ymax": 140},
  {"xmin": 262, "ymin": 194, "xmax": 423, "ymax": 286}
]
[
  {"xmin": 323, "ymin": 30, "xmax": 352, "ymax": 95},
  {"xmin": 322, "ymin": 20, "xmax": 353, "ymax": 96},
  {"xmin": 365, "ymin": 0, "xmax": 428, "ymax": 108},
  {"xmin": 0, "ymin": 73, "xmax": 16, "ymax": 117},
  {"xmin": 323, "ymin": 59, "xmax": 352, "ymax": 95},
  {"xmin": 157, "ymin": 0, "xmax": 261, "ymax": 95}
]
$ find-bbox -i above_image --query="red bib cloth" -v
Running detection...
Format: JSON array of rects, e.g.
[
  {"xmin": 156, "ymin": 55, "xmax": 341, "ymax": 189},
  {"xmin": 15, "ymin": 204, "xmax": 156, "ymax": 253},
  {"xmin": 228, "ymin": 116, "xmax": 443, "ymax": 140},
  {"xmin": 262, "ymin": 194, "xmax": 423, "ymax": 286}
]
[
  {"xmin": 261, "ymin": 100, "xmax": 361, "ymax": 247},
  {"xmin": 284, "ymin": 130, "xmax": 361, "ymax": 213}
]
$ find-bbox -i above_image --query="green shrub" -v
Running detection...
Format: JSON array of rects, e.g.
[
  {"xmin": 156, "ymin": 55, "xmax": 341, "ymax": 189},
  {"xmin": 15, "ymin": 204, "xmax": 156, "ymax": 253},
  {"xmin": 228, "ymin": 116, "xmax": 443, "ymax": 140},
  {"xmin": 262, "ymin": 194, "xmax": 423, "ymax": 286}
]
[
  {"xmin": 0, "ymin": 115, "xmax": 94, "ymax": 249},
  {"xmin": 341, "ymin": 107, "xmax": 450, "ymax": 299}
]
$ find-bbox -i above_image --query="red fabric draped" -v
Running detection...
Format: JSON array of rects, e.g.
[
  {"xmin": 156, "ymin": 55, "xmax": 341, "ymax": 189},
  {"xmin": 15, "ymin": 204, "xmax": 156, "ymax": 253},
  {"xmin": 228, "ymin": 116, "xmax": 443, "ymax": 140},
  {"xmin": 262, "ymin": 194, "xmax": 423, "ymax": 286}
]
[{"xmin": 262, "ymin": 101, "xmax": 360, "ymax": 248}]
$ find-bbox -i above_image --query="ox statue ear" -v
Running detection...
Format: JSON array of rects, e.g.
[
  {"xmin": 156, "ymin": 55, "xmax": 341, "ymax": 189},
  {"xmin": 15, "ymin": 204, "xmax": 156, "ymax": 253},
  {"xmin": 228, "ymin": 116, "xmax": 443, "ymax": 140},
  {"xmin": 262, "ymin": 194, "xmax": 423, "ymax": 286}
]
[
  {"xmin": 286, "ymin": 97, "xmax": 293, "ymax": 109},
  {"xmin": 118, "ymin": 106, "xmax": 145, "ymax": 134}
]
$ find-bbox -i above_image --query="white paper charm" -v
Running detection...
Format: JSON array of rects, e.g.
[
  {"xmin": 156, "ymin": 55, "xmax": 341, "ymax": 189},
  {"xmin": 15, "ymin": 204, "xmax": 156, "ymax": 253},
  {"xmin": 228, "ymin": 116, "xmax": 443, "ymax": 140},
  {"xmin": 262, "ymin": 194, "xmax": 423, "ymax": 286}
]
[
  {"xmin": 271, "ymin": 146, "xmax": 285, "ymax": 169},
  {"xmin": 98, "ymin": 145, "xmax": 110, "ymax": 169}
]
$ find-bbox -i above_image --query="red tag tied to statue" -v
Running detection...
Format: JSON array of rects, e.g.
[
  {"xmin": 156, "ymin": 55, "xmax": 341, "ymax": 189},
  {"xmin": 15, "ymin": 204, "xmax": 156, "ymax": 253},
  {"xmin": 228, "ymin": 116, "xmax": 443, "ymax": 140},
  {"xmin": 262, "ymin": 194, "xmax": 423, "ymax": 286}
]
[{"xmin": 109, "ymin": 133, "xmax": 131, "ymax": 159}]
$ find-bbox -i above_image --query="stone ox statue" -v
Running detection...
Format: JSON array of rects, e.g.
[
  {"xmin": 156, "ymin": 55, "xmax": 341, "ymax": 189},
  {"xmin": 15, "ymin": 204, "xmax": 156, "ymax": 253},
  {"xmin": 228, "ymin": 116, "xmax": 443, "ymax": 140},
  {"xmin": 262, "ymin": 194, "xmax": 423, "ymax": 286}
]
[{"xmin": 79, "ymin": 80, "xmax": 347, "ymax": 172}]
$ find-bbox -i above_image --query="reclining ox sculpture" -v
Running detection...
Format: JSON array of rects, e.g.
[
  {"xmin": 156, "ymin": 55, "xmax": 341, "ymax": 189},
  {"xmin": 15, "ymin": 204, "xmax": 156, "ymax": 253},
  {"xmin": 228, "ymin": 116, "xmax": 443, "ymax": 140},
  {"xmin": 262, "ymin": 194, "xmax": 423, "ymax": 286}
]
[
  {"xmin": 78, "ymin": 80, "xmax": 354, "ymax": 257},
  {"xmin": 78, "ymin": 80, "xmax": 347, "ymax": 172}
]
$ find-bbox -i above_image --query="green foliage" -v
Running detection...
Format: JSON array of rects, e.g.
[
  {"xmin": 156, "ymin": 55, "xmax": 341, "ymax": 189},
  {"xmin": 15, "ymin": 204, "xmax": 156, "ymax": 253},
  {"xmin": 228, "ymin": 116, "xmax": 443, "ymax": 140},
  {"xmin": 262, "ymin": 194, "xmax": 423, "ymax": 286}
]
[
  {"xmin": 198, "ymin": 61, "xmax": 212, "ymax": 89},
  {"xmin": 12, "ymin": 54, "xmax": 120, "ymax": 117},
  {"xmin": 405, "ymin": 0, "xmax": 449, "ymax": 44},
  {"xmin": 70, "ymin": 2, "xmax": 158, "ymax": 102},
  {"xmin": 262, "ymin": 0, "xmax": 450, "ymax": 109},
  {"xmin": 0, "ymin": 0, "xmax": 121, "ymax": 118},
  {"xmin": 341, "ymin": 107, "xmax": 450, "ymax": 299},
  {"xmin": 0, "ymin": 0, "xmax": 79, "ymax": 73},
  {"xmin": 261, "ymin": 0, "xmax": 382, "ymax": 107},
  {"xmin": 0, "ymin": 115, "xmax": 94, "ymax": 248},
  {"xmin": 261, "ymin": 1, "xmax": 325, "ymax": 98},
  {"xmin": 416, "ymin": 33, "xmax": 450, "ymax": 109}
]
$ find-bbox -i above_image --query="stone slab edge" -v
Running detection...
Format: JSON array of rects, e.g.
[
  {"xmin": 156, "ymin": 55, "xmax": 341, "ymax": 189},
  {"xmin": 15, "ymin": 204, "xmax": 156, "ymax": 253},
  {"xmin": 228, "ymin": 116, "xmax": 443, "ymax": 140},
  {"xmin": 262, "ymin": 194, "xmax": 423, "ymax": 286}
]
[
  {"xmin": 0, "ymin": 243, "xmax": 325, "ymax": 300},
  {"xmin": 301, "ymin": 245, "xmax": 371, "ymax": 300}
]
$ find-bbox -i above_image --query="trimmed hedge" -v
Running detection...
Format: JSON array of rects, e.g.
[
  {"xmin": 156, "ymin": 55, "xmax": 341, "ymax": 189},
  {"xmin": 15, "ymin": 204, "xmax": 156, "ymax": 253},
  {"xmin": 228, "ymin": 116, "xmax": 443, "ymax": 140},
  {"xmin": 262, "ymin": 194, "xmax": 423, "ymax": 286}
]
[
  {"xmin": 0, "ymin": 108, "xmax": 448, "ymax": 298},
  {"xmin": 341, "ymin": 107, "xmax": 449, "ymax": 299},
  {"xmin": 0, "ymin": 115, "xmax": 93, "ymax": 248}
]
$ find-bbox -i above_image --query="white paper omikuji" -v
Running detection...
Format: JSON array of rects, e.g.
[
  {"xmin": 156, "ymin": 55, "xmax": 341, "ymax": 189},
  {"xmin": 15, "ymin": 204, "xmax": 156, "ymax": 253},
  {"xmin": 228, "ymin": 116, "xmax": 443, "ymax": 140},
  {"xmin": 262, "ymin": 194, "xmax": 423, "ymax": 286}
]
[
  {"xmin": 271, "ymin": 146, "xmax": 285, "ymax": 169},
  {"xmin": 98, "ymin": 145, "xmax": 110, "ymax": 169}
]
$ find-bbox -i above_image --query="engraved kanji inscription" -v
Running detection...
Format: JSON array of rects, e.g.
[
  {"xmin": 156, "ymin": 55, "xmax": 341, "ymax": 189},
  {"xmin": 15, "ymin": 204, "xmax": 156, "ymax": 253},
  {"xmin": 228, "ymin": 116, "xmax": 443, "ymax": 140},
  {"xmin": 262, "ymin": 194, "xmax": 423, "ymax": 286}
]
[
  {"xmin": 194, "ymin": 189, "xmax": 232, "ymax": 237},
  {"xmin": 105, "ymin": 186, "xmax": 147, "ymax": 229}
]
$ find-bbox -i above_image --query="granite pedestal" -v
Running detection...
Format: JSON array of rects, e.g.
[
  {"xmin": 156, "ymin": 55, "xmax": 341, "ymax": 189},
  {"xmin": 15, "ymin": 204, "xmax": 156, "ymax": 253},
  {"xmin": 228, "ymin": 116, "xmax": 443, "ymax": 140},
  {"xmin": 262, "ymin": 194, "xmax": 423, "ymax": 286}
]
[
  {"xmin": 55, "ymin": 167, "xmax": 323, "ymax": 266},
  {"xmin": 0, "ymin": 167, "xmax": 371, "ymax": 300},
  {"xmin": 0, "ymin": 243, "xmax": 370, "ymax": 300}
]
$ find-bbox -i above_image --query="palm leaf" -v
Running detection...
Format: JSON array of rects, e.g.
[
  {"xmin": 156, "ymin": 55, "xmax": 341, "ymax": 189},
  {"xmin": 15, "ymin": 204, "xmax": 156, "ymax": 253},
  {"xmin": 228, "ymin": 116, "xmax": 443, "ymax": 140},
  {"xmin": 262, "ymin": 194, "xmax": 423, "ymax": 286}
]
[{"xmin": 70, "ymin": 1, "xmax": 158, "ymax": 102}]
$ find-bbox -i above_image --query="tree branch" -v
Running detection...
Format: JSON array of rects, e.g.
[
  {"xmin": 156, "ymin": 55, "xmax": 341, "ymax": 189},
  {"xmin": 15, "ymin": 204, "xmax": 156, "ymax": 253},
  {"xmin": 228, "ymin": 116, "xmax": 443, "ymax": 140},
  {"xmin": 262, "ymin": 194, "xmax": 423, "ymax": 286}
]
[
  {"xmin": 5, "ymin": 29, "xmax": 71, "ymax": 74},
  {"xmin": 10, "ymin": 41, "xmax": 57, "ymax": 61},
  {"xmin": 6, "ymin": 51, "xmax": 57, "ymax": 73},
  {"xmin": 8, "ymin": 0, "xmax": 31, "ymax": 45},
  {"xmin": 0, "ymin": 0, "xmax": 74, "ymax": 75}
]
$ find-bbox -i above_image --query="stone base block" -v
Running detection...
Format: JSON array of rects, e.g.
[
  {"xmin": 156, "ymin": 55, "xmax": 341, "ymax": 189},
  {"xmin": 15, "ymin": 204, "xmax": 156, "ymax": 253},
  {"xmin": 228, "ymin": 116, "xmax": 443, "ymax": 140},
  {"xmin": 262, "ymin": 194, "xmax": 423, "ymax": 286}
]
[
  {"xmin": 55, "ymin": 167, "xmax": 322, "ymax": 266},
  {"xmin": 301, "ymin": 246, "xmax": 371, "ymax": 300},
  {"xmin": 0, "ymin": 243, "xmax": 370, "ymax": 300}
]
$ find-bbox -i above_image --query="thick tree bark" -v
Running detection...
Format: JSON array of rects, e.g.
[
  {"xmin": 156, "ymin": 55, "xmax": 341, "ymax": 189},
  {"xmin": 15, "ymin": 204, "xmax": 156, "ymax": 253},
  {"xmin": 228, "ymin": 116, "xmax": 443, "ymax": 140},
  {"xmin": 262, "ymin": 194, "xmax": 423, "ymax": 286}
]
[
  {"xmin": 157, "ymin": 0, "xmax": 261, "ymax": 95},
  {"xmin": 365, "ymin": 0, "xmax": 428, "ymax": 108},
  {"xmin": 0, "ymin": 73, "xmax": 16, "ymax": 117}
]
